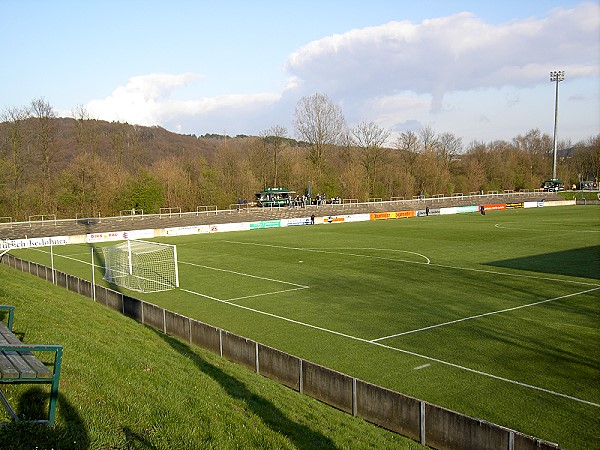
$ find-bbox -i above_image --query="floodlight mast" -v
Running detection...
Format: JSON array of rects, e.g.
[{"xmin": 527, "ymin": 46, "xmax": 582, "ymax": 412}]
[{"xmin": 550, "ymin": 70, "xmax": 565, "ymax": 180}]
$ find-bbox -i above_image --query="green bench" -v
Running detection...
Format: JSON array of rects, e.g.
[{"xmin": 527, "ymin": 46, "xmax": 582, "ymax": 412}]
[{"xmin": 0, "ymin": 305, "xmax": 63, "ymax": 425}]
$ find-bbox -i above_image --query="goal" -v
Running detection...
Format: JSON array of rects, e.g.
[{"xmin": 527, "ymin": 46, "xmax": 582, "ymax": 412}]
[{"xmin": 102, "ymin": 240, "xmax": 179, "ymax": 293}]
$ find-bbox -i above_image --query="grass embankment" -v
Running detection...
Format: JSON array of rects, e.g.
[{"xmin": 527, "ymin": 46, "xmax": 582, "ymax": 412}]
[{"xmin": 0, "ymin": 264, "xmax": 421, "ymax": 449}]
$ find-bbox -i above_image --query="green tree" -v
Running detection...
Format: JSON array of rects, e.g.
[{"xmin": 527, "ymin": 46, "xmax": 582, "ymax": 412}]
[{"xmin": 119, "ymin": 173, "xmax": 164, "ymax": 214}]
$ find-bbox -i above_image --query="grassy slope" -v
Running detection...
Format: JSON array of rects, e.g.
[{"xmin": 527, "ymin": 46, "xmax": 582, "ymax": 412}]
[{"xmin": 0, "ymin": 264, "xmax": 421, "ymax": 450}]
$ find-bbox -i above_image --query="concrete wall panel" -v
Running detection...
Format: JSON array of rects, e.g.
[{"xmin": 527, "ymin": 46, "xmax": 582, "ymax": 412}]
[
  {"xmin": 143, "ymin": 303, "xmax": 165, "ymax": 332},
  {"xmin": 79, "ymin": 279, "xmax": 92, "ymax": 298},
  {"xmin": 302, "ymin": 361, "xmax": 353, "ymax": 414},
  {"xmin": 190, "ymin": 320, "xmax": 220, "ymax": 354},
  {"xmin": 514, "ymin": 432, "xmax": 560, "ymax": 450},
  {"xmin": 257, "ymin": 344, "xmax": 300, "ymax": 390},
  {"xmin": 355, "ymin": 380, "xmax": 420, "ymax": 440},
  {"xmin": 222, "ymin": 331, "xmax": 256, "ymax": 371},
  {"xmin": 55, "ymin": 271, "xmax": 67, "ymax": 288},
  {"xmin": 123, "ymin": 295, "xmax": 142, "ymax": 322},
  {"xmin": 165, "ymin": 310, "xmax": 190, "ymax": 342},
  {"xmin": 425, "ymin": 403, "xmax": 509, "ymax": 450},
  {"xmin": 66, "ymin": 274, "xmax": 78, "ymax": 293}
]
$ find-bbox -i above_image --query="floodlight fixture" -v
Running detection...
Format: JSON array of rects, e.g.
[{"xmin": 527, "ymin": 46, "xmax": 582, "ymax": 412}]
[{"xmin": 550, "ymin": 70, "xmax": 565, "ymax": 180}]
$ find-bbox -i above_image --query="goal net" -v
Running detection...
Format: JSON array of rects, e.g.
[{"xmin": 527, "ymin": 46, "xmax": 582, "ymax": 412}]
[{"xmin": 102, "ymin": 240, "xmax": 179, "ymax": 293}]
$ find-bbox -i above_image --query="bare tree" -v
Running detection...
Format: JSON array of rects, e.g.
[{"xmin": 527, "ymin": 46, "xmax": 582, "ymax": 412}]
[
  {"xmin": 30, "ymin": 98, "xmax": 57, "ymax": 196},
  {"xmin": 294, "ymin": 93, "xmax": 345, "ymax": 171},
  {"xmin": 394, "ymin": 130, "xmax": 420, "ymax": 153},
  {"xmin": 418, "ymin": 125, "xmax": 438, "ymax": 153},
  {"xmin": 351, "ymin": 121, "xmax": 391, "ymax": 196},
  {"xmin": 72, "ymin": 104, "xmax": 99, "ymax": 155},
  {"xmin": 0, "ymin": 106, "xmax": 31, "ymax": 216},
  {"xmin": 260, "ymin": 125, "xmax": 288, "ymax": 187},
  {"xmin": 437, "ymin": 132, "xmax": 463, "ymax": 168}
]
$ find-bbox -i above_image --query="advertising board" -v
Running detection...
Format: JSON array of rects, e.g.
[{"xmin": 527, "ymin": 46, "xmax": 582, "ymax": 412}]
[
  {"xmin": 1, "ymin": 236, "xmax": 69, "ymax": 250},
  {"xmin": 416, "ymin": 209, "xmax": 441, "ymax": 216},
  {"xmin": 283, "ymin": 217, "xmax": 312, "ymax": 227},
  {"xmin": 456, "ymin": 206, "xmax": 479, "ymax": 213},
  {"xmin": 249, "ymin": 220, "xmax": 281, "ymax": 230},
  {"xmin": 484, "ymin": 204, "xmax": 506, "ymax": 211},
  {"xmin": 505, "ymin": 202, "xmax": 524, "ymax": 209},
  {"xmin": 165, "ymin": 225, "xmax": 211, "ymax": 236}
]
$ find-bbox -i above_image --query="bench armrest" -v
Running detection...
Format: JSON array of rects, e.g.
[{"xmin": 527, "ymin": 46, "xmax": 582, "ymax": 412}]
[
  {"xmin": 0, "ymin": 305, "xmax": 15, "ymax": 331},
  {"xmin": 0, "ymin": 344, "xmax": 62, "ymax": 352}
]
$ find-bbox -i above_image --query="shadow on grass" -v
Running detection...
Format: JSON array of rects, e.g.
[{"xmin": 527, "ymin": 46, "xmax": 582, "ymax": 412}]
[
  {"xmin": 152, "ymin": 328, "xmax": 340, "ymax": 450},
  {"xmin": 123, "ymin": 426, "xmax": 160, "ymax": 450},
  {"xmin": 484, "ymin": 246, "xmax": 600, "ymax": 280},
  {"xmin": 0, "ymin": 388, "xmax": 89, "ymax": 450}
]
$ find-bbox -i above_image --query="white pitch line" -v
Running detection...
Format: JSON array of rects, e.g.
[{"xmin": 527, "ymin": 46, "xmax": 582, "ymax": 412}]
[
  {"xmin": 31, "ymin": 248, "xmax": 104, "ymax": 268},
  {"xmin": 223, "ymin": 240, "xmax": 599, "ymax": 287},
  {"xmin": 223, "ymin": 240, "xmax": 431, "ymax": 264},
  {"xmin": 179, "ymin": 260, "xmax": 309, "ymax": 288},
  {"xmin": 495, "ymin": 222, "xmax": 600, "ymax": 233},
  {"xmin": 372, "ymin": 286, "xmax": 600, "ymax": 342},
  {"xmin": 179, "ymin": 286, "xmax": 599, "ymax": 408},
  {"xmin": 226, "ymin": 286, "xmax": 310, "ymax": 303}
]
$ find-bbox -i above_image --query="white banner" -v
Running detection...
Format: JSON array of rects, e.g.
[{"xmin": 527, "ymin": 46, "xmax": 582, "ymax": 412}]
[
  {"xmin": 1, "ymin": 236, "xmax": 69, "ymax": 250},
  {"xmin": 165, "ymin": 225, "xmax": 210, "ymax": 236}
]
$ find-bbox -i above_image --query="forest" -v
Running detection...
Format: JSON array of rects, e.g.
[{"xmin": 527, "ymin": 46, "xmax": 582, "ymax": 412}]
[{"xmin": 0, "ymin": 95, "xmax": 598, "ymax": 222}]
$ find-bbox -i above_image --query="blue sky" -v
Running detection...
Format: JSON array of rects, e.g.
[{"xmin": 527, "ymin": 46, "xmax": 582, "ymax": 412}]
[{"xmin": 1, "ymin": 0, "xmax": 598, "ymax": 145}]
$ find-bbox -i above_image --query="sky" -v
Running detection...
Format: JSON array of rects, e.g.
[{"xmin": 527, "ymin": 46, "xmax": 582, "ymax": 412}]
[{"xmin": 1, "ymin": 0, "xmax": 599, "ymax": 146}]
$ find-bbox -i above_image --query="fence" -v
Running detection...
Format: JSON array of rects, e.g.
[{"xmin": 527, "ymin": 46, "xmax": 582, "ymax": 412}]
[{"xmin": 0, "ymin": 253, "xmax": 563, "ymax": 450}]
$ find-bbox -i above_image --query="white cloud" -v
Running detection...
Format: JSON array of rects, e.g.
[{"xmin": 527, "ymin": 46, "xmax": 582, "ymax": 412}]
[
  {"xmin": 284, "ymin": 3, "xmax": 599, "ymax": 111},
  {"xmin": 80, "ymin": 3, "xmax": 599, "ymax": 143},
  {"xmin": 86, "ymin": 73, "xmax": 200, "ymax": 125},
  {"xmin": 85, "ymin": 72, "xmax": 282, "ymax": 131}
]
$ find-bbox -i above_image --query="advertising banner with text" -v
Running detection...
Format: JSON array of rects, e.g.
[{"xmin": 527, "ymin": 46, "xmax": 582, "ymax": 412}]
[
  {"xmin": 1, "ymin": 236, "xmax": 69, "ymax": 250},
  {"xmin": 484, "ymin": 204, "xmax": 506, "ymax": 211},
  {"xmin": 505, "ymin": 202, "xmax": 524, "ymax": 209},
  {"xmin": 165, "ymin": 225, "xmax": 211, "ymax": 236}
]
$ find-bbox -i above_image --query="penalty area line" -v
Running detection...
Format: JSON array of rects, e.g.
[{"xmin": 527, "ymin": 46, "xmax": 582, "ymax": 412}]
[
  {"xmin": 179, "ymin": 286, "xmax": 599, "ymax": 408},
  {"xmin": 179, "ymin": 260, "xmax": 309, "ymax": 288},
  {"xmin": 226, "ymin": 286, "xmax": 310, "ymax": 303},
  {"xmin": 372, "ymin": 286, "xmax": 600, "ymax": 342}
]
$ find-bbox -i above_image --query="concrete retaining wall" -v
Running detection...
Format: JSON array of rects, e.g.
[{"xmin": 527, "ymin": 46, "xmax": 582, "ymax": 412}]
[
  {"xmin": 123, "ymin": 295, "xmax": 142, "ymax": 322},
  {"xmin": 190, "ymin": 319, "xmax": 221, "ymax": 354},
  {"xmin": 424, "ymin": 403, "xmax": 509, "ymax": 450},
  {"xmin": 257, "ymin": 343, "xmax": 301, "ymax": 390},
  {"xmin": 165, "ymin": 310, "xmax": 190, "ymax": 343},
  {"xmin": 221, "ymin": 330, "xmax": 257, "ymax": 372},
  {"xmin": 0, "ymin": 253, "xmax": 565, "ymax": 450},
  {"xmin": 355, "ymin": 380, "xmax": 421, "ymax": 441},
  {"xmin": 143, "ymin": 302, "xmax": 165, "ymax": 333},
  {"xmin": 301, "ymin": 360, "xmax": 354, "ymax": 414}
]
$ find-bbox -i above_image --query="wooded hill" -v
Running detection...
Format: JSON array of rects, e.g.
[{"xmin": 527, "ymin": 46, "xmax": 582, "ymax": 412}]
[{"xmin": 0, "ymin": 114, "xmax": 598, "ymax": 222}]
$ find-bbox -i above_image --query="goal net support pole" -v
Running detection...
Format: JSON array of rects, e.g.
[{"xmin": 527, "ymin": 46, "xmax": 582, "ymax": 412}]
[{"xmin": 127, "ymin": 240, "xmax": 133, "ymax": 276}]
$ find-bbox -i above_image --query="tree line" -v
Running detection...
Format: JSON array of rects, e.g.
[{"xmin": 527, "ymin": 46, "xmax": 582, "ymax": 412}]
[{"xmin": 0, "ymin": 95, "xmax": 598, "ymax": 221}]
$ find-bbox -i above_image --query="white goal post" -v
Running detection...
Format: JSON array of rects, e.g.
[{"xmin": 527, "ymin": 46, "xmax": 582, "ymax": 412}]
[{"xmin": 102, "ymin": 240, "xmax": 179, "ymax": 293}]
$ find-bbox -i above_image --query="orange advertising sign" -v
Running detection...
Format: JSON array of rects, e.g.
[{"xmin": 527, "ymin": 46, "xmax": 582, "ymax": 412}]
[
  {"xmin": 484, "ymin": 204, "xmax": 506, "ymax": 211},
  {"xmin": 370, "ymin": 212, "xmax": 392, "ymax": 220},
  {"xmin": 370, "ymin": 211, "xmax": 416, "ymax": 220}
]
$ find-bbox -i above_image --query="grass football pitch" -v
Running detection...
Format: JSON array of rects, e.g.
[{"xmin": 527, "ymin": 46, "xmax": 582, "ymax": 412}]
[{"xmin": 11, "ymin": 205, "xmax": 600, "ymax": 448}]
